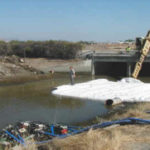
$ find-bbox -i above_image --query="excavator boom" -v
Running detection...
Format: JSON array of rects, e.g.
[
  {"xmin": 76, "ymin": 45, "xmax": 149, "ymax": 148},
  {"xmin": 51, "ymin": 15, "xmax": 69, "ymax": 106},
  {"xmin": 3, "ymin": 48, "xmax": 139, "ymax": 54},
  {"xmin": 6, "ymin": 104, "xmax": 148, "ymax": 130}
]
[{"xmin": 132, "ymin": 31, "xmax": 150, "ymax": 78}]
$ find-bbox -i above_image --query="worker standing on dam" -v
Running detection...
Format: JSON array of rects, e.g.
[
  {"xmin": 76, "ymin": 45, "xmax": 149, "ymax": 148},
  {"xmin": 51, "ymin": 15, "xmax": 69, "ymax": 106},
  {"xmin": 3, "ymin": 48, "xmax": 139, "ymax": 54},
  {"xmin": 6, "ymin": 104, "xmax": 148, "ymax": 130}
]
[{"xmin": 69, "ymin": 66, "xmax": 76, "ymax": 85}]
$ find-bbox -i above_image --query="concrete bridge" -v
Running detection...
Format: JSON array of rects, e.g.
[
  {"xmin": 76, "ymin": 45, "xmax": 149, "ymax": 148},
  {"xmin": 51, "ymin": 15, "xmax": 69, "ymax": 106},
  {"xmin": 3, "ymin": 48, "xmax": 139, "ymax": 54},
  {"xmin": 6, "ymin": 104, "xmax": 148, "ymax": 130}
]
[{"xmin": 91, "ymin": 50, "xmax": 150, "ymax": 77}]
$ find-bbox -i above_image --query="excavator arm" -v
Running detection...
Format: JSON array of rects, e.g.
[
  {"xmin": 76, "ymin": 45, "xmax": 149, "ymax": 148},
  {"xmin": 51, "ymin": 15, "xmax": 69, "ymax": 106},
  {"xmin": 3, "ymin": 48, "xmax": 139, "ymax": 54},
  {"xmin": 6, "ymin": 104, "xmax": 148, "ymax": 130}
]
[{"xmin": 132, "ymin": 31, "xmax": 150, "ymax": 78}]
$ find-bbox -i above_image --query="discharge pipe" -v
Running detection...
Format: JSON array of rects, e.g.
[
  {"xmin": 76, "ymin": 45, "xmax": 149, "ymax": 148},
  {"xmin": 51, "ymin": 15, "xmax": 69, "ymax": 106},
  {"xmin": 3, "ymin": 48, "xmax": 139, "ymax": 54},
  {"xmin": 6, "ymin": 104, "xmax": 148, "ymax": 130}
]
[{"xmin": 105, "ymin": 98, "xmax": 122, "ymax": 106}]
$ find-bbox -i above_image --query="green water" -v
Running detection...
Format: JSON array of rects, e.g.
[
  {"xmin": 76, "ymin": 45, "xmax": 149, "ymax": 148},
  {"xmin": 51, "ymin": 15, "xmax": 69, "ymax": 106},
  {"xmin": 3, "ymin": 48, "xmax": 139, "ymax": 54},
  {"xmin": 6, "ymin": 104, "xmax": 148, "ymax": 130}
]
[{"xmin": 0, "ymin": 73, "xmax": 113, "ymax": 129}]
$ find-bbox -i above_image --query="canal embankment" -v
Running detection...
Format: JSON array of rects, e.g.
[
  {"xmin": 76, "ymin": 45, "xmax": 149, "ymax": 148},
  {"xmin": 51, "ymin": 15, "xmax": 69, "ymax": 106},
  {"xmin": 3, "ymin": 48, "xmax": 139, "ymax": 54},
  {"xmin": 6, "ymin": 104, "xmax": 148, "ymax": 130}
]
[
  {"xmin": 0, "ymin": 56, "xmax": 91, "ymax": 84},
  {"xmin": 8, "ymin": 102, "xmax": 150, "ymax": 150}
]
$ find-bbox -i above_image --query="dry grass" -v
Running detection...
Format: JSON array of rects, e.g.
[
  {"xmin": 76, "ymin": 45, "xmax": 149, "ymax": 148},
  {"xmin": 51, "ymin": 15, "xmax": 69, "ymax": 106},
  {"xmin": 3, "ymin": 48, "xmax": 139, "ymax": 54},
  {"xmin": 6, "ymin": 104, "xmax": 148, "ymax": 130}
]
[
  {"xmin": 8, "ymin": 129, "xmax": 128, "ymax": 150},
  {"xmin": 11, "ymin": 125, "xmax": 150, "ymax": 150},
  {"xmin": 112, "ymin": 102, "xmax": 150, "ymax": 120},
  {"xmin": 50, "ymin": 129, "xmax": 125, "ymax": 150},
  {"xmin": 95, "ymin": 102, "xmax": 150, "ymax": 124}
]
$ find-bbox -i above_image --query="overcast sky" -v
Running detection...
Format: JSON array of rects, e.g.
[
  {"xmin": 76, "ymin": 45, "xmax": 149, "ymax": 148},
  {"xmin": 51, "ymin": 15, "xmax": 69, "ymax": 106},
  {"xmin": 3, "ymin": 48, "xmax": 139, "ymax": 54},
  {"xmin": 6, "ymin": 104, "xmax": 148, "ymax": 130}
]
[{"xmin": 0, "ymin": 0, "xmax": 150, "ymax": 42}]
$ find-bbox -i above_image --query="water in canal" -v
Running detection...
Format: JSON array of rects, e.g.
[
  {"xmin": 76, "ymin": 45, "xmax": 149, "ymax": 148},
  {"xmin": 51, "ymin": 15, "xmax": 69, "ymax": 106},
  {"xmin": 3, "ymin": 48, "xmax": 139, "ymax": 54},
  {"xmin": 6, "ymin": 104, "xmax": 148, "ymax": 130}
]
[
  {"xmin": 0, "ymin": 73, "xmax": 108, "ymax": 128},
  {"xmin": 0, "ymin": 73, "xmax": 149, "ymax": 129}
]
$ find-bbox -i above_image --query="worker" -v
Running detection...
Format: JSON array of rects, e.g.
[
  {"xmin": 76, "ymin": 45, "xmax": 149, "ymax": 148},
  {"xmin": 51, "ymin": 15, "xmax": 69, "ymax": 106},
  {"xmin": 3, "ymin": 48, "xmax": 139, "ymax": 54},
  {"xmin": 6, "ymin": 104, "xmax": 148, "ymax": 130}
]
[
  {"xmin": 49, "ymin": 69, "xmax": 55, "ymax": 87},
  {"xmin": 126, "ymin": 46, "xmax": 131, "ymax": 52},
  {"xmin": 69, "ymin": 66, "xmax": 76, "ymax": 85}
]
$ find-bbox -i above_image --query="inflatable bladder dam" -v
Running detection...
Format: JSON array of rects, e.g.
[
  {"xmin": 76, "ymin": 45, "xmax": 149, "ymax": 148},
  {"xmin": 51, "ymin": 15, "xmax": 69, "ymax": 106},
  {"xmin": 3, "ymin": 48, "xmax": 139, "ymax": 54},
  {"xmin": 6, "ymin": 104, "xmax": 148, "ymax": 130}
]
[{"xmin": 52, "ymin": 78, "xmax": 150, "ymax": 104}]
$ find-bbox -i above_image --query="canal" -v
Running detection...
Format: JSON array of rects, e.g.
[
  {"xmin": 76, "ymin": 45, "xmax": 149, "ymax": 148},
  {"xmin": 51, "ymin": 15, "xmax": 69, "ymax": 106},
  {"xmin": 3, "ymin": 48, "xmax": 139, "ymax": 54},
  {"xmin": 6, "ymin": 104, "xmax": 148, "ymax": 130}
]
[
  {"xmin": 0, "ymin": 73, "xmax": 113, "ymax": 129},
  {"xmin": 1, "ymin": 72, "xmax": 150, "ymax": 129}
]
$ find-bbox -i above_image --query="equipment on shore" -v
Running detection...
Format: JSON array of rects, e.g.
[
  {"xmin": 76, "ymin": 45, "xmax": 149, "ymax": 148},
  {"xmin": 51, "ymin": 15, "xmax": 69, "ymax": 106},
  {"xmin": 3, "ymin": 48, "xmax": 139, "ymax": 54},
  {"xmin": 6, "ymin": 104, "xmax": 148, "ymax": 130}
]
[
  {"xmin": 132, "ymin": 31, "xmax": 150, "ymax": 78},
  {"xmin": 1, "ymin": 117, "xmax": 150, "ymax": 148},
  {"xmin": 0, "ymin": 121, "xmax": 81, "ymax": 147}
]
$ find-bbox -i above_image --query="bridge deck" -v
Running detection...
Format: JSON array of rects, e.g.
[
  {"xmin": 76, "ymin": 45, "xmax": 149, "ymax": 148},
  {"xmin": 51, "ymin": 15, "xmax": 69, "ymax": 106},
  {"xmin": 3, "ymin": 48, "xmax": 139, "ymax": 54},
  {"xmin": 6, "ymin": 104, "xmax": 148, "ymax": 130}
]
[
  {"xmin": 93, "ymin": 51, "xmax": 150, "ymax": 62},
  {"xmin": 91, "ymin": 50, "xmax": 150, "ymax": 76}
]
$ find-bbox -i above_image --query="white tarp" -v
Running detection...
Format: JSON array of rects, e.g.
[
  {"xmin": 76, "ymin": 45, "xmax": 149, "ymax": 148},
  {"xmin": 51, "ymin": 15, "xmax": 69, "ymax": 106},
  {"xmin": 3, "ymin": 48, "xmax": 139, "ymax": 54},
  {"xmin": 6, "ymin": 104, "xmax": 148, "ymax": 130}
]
[{"xmin": 52, "ymin": 78, "xmax": 150, "ymax": 102}]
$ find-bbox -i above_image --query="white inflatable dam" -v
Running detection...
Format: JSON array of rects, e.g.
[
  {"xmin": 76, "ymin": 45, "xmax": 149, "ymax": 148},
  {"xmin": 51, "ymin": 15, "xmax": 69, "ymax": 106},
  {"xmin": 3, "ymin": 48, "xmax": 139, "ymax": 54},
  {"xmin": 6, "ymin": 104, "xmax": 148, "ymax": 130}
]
[{"xmin": 52, "ymin": 78, "xmax": 150, "ymax": 105}]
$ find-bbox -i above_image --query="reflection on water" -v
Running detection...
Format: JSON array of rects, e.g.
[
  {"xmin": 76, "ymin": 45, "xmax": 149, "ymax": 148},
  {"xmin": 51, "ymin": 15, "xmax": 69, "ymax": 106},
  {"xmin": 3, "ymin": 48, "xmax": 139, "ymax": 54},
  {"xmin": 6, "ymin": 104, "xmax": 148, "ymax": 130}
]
[{"xmin": 0, "ymin": 73, "xmax": 109, "ymax": 129}]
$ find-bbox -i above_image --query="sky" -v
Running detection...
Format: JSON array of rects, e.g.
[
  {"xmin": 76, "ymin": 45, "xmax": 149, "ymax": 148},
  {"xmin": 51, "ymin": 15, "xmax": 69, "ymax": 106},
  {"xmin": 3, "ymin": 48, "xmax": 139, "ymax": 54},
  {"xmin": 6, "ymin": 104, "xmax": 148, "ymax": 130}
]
[{"xmin": 0, "ymin": 0, "xmax": 150, "ymax": 42}]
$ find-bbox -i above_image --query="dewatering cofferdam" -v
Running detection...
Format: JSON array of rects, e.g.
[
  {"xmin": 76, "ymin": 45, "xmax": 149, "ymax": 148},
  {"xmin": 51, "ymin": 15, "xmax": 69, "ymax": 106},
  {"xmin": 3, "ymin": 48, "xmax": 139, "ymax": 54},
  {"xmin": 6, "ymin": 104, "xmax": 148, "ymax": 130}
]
[{"xmin": 52, "ymin": 78, "xmax": 150, "ymax": 105}]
